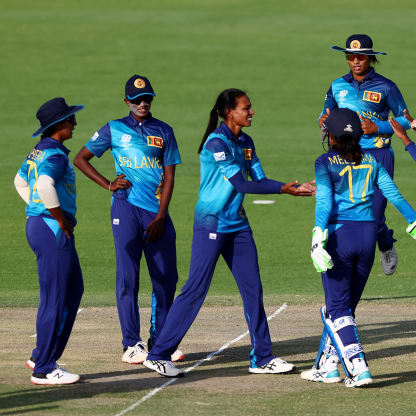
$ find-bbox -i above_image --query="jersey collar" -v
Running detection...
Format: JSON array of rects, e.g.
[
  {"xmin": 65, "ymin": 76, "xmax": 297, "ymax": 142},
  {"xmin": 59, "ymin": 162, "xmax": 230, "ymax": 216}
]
[
  {"xmin": 37, "ymin": 137, "xmax": 70, "ymax": 154},
  {"xmin": 343, "ymin": 68, "xmax": 376, "ymax": 84},
  {"xmin": 127, "ymin": 112, "xmax": 153, "ymax": 127},
  {"xmin": 217, "ymin": 121, "xmax": 243, "ymax": 141}
]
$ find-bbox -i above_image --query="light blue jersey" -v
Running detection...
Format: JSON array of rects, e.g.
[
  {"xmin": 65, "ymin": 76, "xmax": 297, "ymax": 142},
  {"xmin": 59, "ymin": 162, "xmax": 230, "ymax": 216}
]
[
  {"xmin": 85, "ymin": 113, "xmax": 181, "ymax": 213},
  {"xmin": 315, "ymin": 150, "xmax": 416, "ymax": 230},
  {"xmin": 195, "ymin": 122, "xmax": 266, "ymax": 232},
  {"xmin": 17, "ymin": 137, "xmax": 77, "ymax": 224},
  {"xmin": 320, "ymin": 69, "xmax": 410, "ymax": 149}
]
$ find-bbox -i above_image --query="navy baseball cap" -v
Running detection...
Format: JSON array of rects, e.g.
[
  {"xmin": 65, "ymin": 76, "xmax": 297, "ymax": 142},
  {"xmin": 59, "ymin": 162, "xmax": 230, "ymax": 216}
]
[
  {"xmin": 331, "ymin": 34, "xmax": 386, "ymax": 55},
  {"xmin": 32, "ymin": 97, "xmax": 84, "ymax": 138},
  {"xmin": 125, "ymin": 75, "xmax": 156, "ymax": 100},
  {"xmin": 324, "ymin": 108, "xmax": 363, "ymax": 140}
]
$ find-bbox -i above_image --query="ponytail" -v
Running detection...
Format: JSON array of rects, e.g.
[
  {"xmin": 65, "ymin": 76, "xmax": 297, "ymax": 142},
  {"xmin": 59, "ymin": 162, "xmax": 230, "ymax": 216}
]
[{"xmin": 198, "ymin": 88, "xmax": 247, "ymax": 153}]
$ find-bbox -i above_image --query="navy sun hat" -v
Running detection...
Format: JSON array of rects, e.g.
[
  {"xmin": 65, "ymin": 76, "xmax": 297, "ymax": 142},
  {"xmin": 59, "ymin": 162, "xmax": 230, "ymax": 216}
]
[
  {"xmin": 32, "ymin": 97, "xmax": 85, "ymax": 138},
  {"xmin": 331, "ymin": 34, "xmax": 386, "ymax": 56},
  {"xmin": 125, "ymin": 75, "xmax": 156, "ymax": 100},
  {"xmin": 324, "ymin": 108, "xmax": 363, "ymax": 140}
]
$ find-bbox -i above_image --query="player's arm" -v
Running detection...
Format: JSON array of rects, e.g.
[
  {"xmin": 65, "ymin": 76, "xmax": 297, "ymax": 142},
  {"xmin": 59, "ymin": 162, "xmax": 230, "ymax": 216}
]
[
  {"xmin": 144, "ymin": 164, "xmax": 176, "ymax": 242},
  {"xmin": 372, "ymin": 84, "xmax": 411, "ymax": 135},
  {"xmin": 389, "ymin": 112, "xmax": 416, "ymax": 162},
  {"xmin": 319, "ymin": 86, "xmax": 337, "ymax": 127},
  {"xmin": 311, "ymin": 158, "xmax": 334, "ymax": 272},
  {"xmin": 73, "ymin": 147, "xmax": 131, "ymax": 191},
  {"xmin": 14, "ymin": 173, "xmax": 30, "ymax": 204},
  {"xmin": 376, "ymin": 163, "xmax": 416, "ymax": 229}
]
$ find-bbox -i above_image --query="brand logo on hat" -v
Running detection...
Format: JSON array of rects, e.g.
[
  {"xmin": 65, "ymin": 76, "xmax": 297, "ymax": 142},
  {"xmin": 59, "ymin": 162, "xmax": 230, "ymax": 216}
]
[
  {"xmin": 350, "ymin": 40, "xmax": 361, "ymax": 49},
  {"xmin": 134, "ymin": 78, "xmax": 146, "ymax": 89},
  {"xmin": 363, "ymin": 90, "xmax": 381, "ymax": 103},
  {"xmin": 344, "ymin": 124, "xmax": 353, "ymax": 132}
]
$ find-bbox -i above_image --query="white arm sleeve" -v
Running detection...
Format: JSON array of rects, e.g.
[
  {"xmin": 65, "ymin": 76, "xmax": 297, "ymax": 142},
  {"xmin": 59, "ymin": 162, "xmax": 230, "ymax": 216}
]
[
  {"xmin": 14, "ymin": 173, "xmax": 30, "ymax": 204},
  {"xmin": 37, "ymin": 175, "xmax": 60, "ymax": 209}
]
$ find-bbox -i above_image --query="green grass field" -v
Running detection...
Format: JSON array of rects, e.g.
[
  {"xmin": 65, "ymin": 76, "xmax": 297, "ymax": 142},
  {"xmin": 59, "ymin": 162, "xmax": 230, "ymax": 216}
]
[{"xmin": 1, "ymin": 0, "xmax": 416, "ymax": 414}]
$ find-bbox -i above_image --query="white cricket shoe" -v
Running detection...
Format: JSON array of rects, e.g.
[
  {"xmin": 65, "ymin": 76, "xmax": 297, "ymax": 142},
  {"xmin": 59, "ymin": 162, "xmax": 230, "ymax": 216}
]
[
  {"xmin": 122, "ymin": 341, "xmax": 148, "ymax": 364},
  {"xmin": 301, "ymin": 366, "xmax": 341, "ymax": 383},
  {"xmin": 344, "ymin": 369, "xmax": 373, "ymax": 387},
  {"xmin": 143, "ymin": 359, "xmax": 184, "ymax": 377},
  {"xmin": 249, "ymin": 357, "xmax": 295, "ymax": 374},
  {"xmin": 380, "ymin": 246, "xmax": 397, "ymax": 275},
  {"xmin": 26, "ymin": 357, "xmax": 35, "ymax": 370},
  {"xmin": 171, "ymin": 349, "xmax": 185, "ymax": 362},
  {"xmin": 31, "ymin": 365, "xmax": 80, "ymax": 385}
]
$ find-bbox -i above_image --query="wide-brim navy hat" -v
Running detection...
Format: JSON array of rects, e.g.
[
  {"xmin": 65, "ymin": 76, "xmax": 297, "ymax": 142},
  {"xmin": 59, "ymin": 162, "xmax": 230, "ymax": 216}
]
[
  {"xmin": 331, "ymin": 34, "xmax": 386, "ymax": 56},
  {"xmin": 32, "ymin": 97, "xmax": 84, "ymax": 138},
  {"xmin": 324, "ymin": 108, "xmax": 363, "ymax": 140},
  {"xmin": 125, "ymin": 75, "xmax": 156, "ymax": 100}
]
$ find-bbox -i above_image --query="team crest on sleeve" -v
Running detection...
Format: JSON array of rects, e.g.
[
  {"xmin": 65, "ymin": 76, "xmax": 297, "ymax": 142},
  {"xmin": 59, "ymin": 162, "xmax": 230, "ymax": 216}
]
[
  {"xmin": 147, "ymin": 136, "xmax": 163, "ymax": 148},
  {"xmin": 91, "ymin": 132, "xmax": 99, "ymax": 141},
  {"xmin": 242, "ymin": 148, "xmax": 253, "ymax": 160},
  {"xmin": 134, "ymin": 78, "xmax": 146, "ymax": 89},
  {"xmin": 363, "ymin": 91, "xmax": 381, "ymax": 103}
]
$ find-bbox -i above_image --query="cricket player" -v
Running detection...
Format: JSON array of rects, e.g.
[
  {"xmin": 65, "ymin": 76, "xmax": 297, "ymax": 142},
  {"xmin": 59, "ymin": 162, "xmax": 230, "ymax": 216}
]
[
  {"xmin": 304, "ymin": 108, "xmax": 416, "ymax": 387},
  {"xmin": 319, "ymin": 34, "xmax": 411, "ymax": 275},
  {"xmin": 15, "ymin": 97, "xmax": 84, "ymax": 385},
  {"xmin": 74, "ymin": 75, "xmax": 184, "ymax": 364},
  {"xmin": 143, "ymin": 88, "xmax": 315, "ymax": 377}
]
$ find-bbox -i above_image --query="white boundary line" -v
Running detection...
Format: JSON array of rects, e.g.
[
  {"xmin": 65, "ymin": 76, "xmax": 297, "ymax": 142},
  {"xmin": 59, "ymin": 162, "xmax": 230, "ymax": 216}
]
[
  {"xmin": 114, "ymin": 302, "xmax": 288, "ymax": 416},
  {"xmin": 30, "ymin": 308, "xmax": 84, "ymax": 338}
]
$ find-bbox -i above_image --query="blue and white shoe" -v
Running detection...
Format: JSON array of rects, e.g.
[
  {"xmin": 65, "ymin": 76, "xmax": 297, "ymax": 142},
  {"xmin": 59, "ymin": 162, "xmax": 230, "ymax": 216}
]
[
  {"xmin": 344, "ymin": 369, "xmax": 372, "ymax": 387},
  {"xmin": 301, "ymin": 366, "xmax": 341, "ymax": 383},
  {"xmin": 249, "ymin": 357, "xmax": 295, "ymax": 374}
]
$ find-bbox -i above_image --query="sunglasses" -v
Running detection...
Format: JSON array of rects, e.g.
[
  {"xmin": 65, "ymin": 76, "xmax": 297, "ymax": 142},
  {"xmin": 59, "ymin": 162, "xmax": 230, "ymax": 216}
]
[
  {"xmin": 346, "ymin": 54, "xmax": 368, "ymax": 61},
  {"xmin": 130, "ymin": 95, "xmax": 153, "ymax": 105}
]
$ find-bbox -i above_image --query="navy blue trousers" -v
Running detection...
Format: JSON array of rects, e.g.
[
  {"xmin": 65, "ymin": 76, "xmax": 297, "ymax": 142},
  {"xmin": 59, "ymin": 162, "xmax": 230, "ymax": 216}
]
[
  {"xmin": 366, "ymin": 147, "xmax": 396, "ymax": 251},
  {"xmin": 26, "ymin": 216, "xmax": 84, "ymax": 374},
  {"xmin": 147, "ymin": 227, "xmax": 274, "ymax": 367},
  {"xmin": 322, "ymin": 221, "xmax": 376, "ymax": 349},
  {"xmin": 111, "ymin": 198, "xmax": 178, "ymax": 348}
]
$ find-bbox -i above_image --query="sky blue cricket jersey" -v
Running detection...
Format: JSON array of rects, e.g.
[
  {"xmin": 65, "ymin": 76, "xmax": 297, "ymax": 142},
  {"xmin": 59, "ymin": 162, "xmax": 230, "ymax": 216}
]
[
  {"xmin": 17, "ymin": 137, "xmax": 77, "ymax": 223},
  {"xmin": 320, "ymin": 69, "xmax": 410, "ymax": 149},
  {"xmin": 315, "ymin": 150, "xmax": 416, "ymax": 230},
  {"xmin": 85, "ymin": 113, "xmax": 181, "ymax": 213},
  {"xmin": 194, "ymin": 122, "xmax": 266, "ymax": 232}
]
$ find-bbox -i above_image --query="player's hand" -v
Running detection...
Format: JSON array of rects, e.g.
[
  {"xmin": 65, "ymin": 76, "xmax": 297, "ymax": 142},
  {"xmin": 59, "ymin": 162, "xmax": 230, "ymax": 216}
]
[
  {"xmin": 58, "ymin": 217, "xmax": 74, "ymax": 239},
  {"xmin": 389, "ymin": 117, "xmax": 411, "ymax": 145},
  {"xmin": 109, "ymin": 174, "xmax": 132, "ymax": 191},
  {"xmin": 406, "ymin": 220, "xmax": 416, "ymax": 240},
  {"xmin": 403, "ymin": 109, "xmax": 416, "ymax": 131},
  {"xmin": 361, "ymin": 118, "xmax": 378, "ymax": 135},
  {"xmin": 145, "ymin": 216, "xmax": 165, "ymax": 242},
  {"xmin": 311, "ymin": 227, "xmax": 333, "ymax": 273},
  {"xmin": 281, "ymin": 180, "xmax": 315, "ymax": 196},
  {"xmin": 319, "ymin": 108, "xmax": 330, "ymax": 127}
]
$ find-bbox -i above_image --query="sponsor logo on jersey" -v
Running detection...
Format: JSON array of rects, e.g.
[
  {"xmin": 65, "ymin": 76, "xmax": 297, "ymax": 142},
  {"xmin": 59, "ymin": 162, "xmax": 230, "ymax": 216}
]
[
  {"xmin": 363, "ymin": 90, "xmax": 381, "ymax": 103},
  {"xmin": 147, "ymin": 136, "xmax": 163, "ymax": 148},
  {"xmin": 209, "ymin": 233, "xmax": 217, "ymax": 240},
  {"xmin": 242, "ymin": 148, "xmax": 253, "ymax": 160},
  {"xmin": 120, "ymin": 134, "xmax": 132, "ymax": 148},
  {"xmin": 113, "ymin": 218, "xmax": 120, "ymax": 225},
  {"xmin": 350, "ymin": 40, "xmax": 361, "ymax": 49},
  {"xmin": 91, "ymin": 131, "xmax": 99, "ymax": 141},
  {"xmin": 134, "ymin": 78, "xmax": 146, "ymax": 89},
  {"xmin": 213, "ymin": 151, "xmax": 226, "ymax": 161},
  {"xmin": 338, "ymin": 90, "xmax": 348, "ymax": 104}
]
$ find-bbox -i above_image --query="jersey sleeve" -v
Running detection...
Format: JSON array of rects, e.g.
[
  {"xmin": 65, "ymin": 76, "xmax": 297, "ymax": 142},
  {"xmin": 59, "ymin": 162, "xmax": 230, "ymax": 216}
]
[
  {"xmin": 84, "ymin": 124, "xmax": 112, "ymax": 157},
  {"xmin": 17, "ymin": 159, "xmax": 29, "ymax": 181},
  {"xmin": 314, "ymin": 156, "xmax": 334, "ymax": 230},
  {"xmin": 247, "ymin": 139, "xmax": 266, "ymax": 181},
  {"xmin": 376, "ymin": 163, "xmax": 416, "ymax": 223},
  {"xmin": 163, "ymin": 127, "xmax": 182, "ymax": 166},
  {"xmin": 38, "ymin": 154, "xmax": 68, "ymax": 181},
  {"xmin": 205, "ymin": 137, "xmax": 241, "ymax": 179},
  {"xmin": 318, "ymin": 86, "xmax": 338, "ymax": 121},
  {"xmin": 375, "ymin": 84, "xmax": 411, "ymax": 135},
  {"xmin": 405, "ymin": 142, "xmax": 416, "ymax": 162}
]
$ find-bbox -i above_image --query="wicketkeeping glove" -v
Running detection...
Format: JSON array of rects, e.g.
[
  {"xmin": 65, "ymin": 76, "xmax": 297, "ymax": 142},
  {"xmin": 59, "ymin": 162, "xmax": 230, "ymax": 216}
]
[
  {"xmin": 311, "ymin": 227, "xmax": 334, "ymax": 273},
  {"xmin": 406, "ymin": 220, "xmax": 416, "ymax": 239}
]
